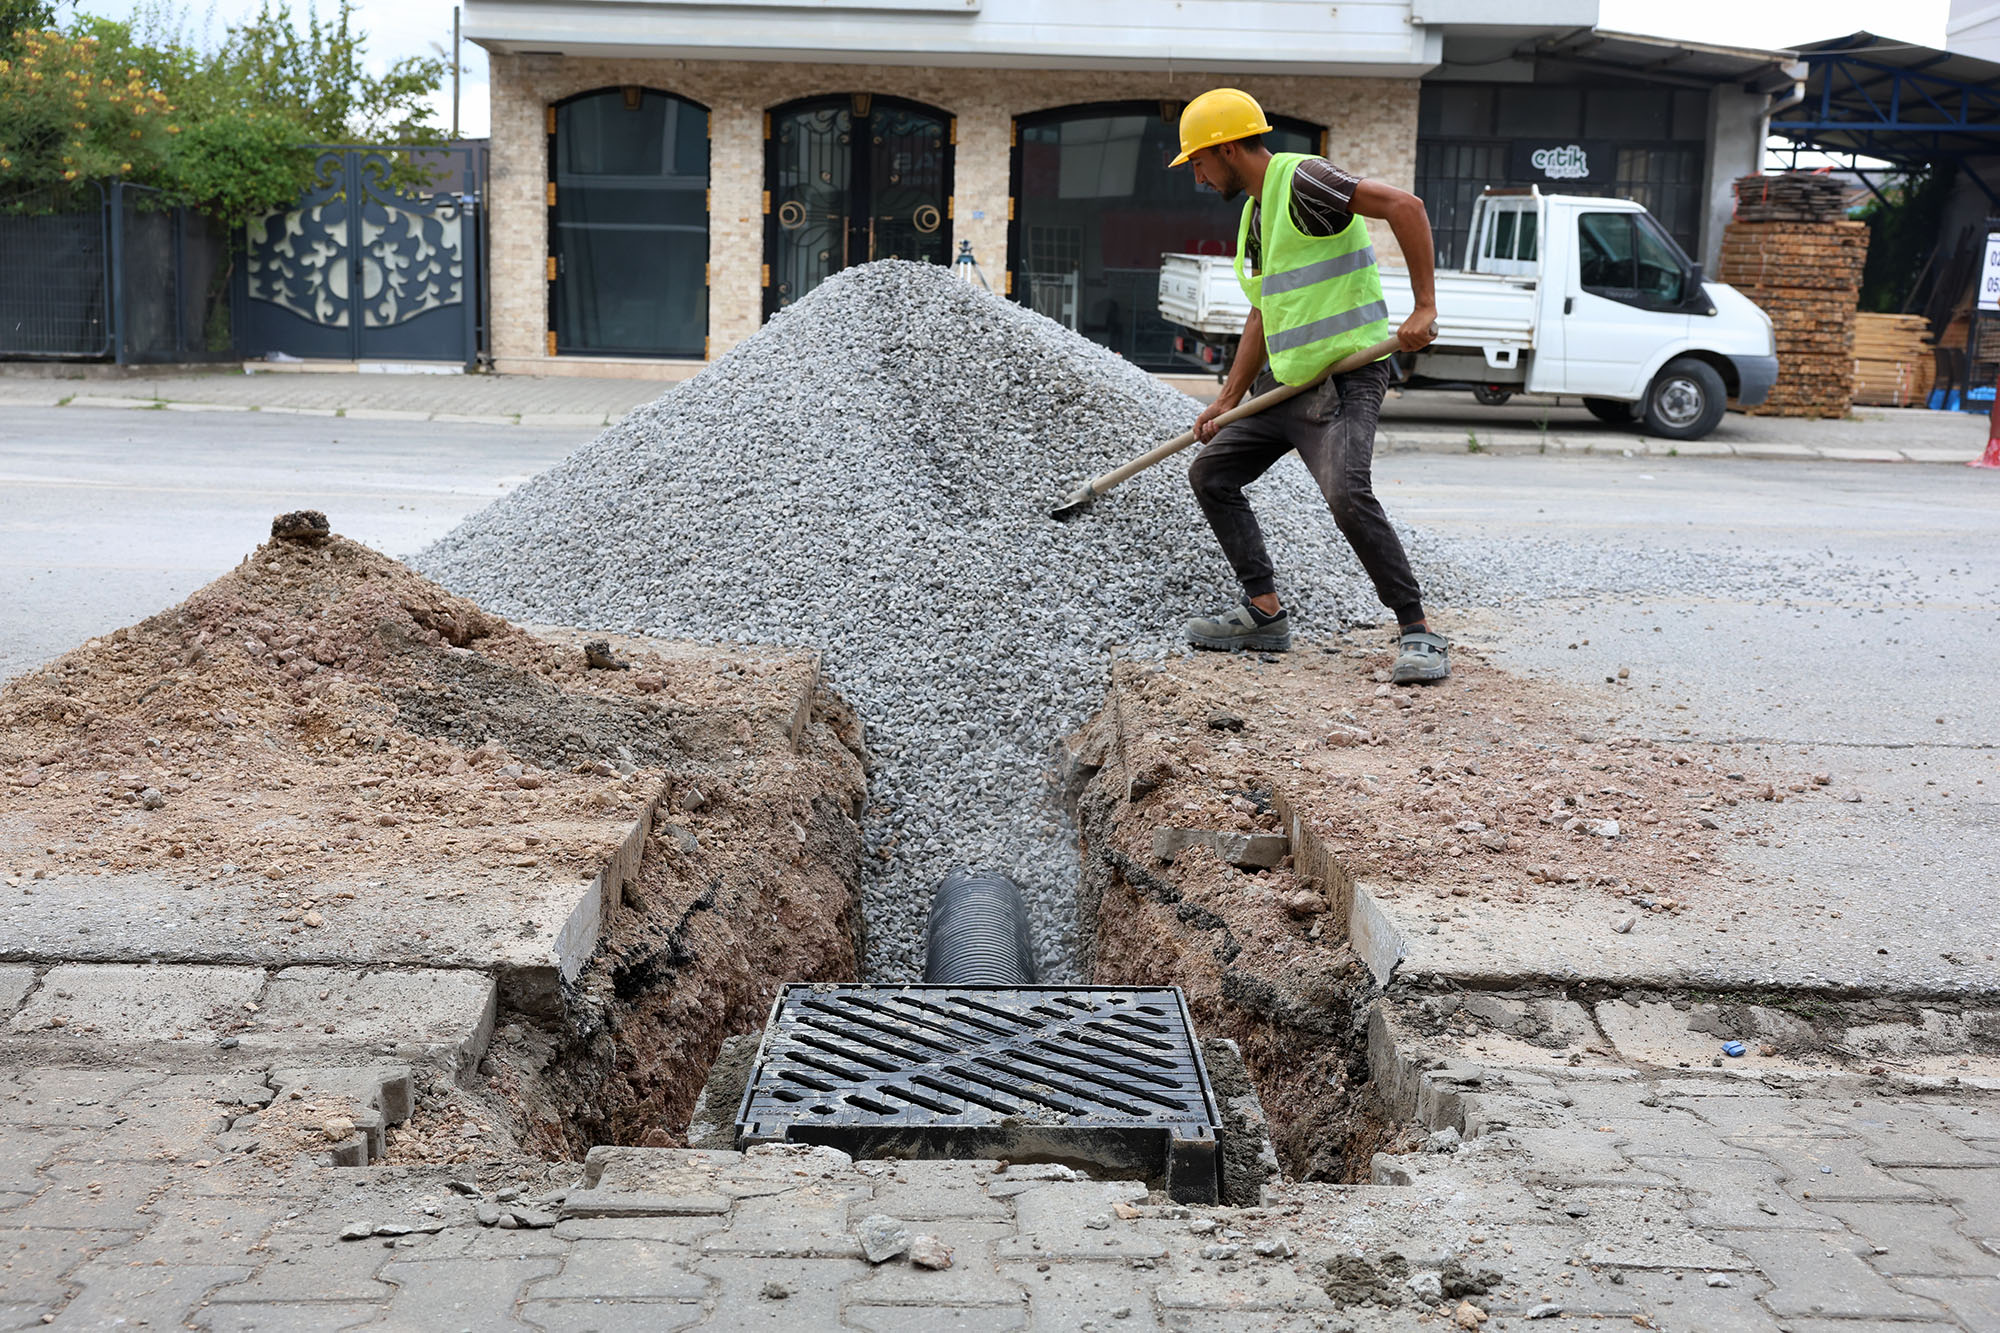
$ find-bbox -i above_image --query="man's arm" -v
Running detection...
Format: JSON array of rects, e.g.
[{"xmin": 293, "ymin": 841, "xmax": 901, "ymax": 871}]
[
  {"xmin": 1195, "ymin": 306, "xmax": 1264, "ymax": 443},
  {"xmin": 1352, "ymin": 179, "xmax": 1439, "ymax": 352}
]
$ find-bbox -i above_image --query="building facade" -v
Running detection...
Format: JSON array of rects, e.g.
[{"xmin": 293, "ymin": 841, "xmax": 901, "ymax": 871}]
[{"xmin": 468, "ymin": 0, "xmax": 1788, "ymax": 375}]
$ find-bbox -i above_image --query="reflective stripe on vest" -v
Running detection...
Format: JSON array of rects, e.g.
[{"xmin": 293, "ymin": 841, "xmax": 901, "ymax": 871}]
[{"xmin": 1233, "ymin": 152, "xmax": 1392, "ymax": 385}]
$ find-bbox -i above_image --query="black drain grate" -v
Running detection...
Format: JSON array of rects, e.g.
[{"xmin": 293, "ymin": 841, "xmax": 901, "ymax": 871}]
[{"xmin": 735, "ymin": 984, "xmax": 1222, "ymax": 1202}]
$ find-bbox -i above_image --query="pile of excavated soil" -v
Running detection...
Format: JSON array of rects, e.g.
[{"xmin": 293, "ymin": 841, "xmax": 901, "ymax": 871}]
[
  {"xmin": 0, "ymin": 521, "xmax": 771, "ymax": 904},
  {"xmin": 1068, "ymin": 638, "xmax": 1827, "ymax": 1178}
]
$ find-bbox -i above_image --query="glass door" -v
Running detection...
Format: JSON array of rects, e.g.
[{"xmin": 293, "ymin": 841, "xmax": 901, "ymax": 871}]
[
  {"xmin": 550, "ymin": 87, "xmax": 709, "ymax": 357},
  {"xmin": 766, "ymin": 96, "xmax": 952, "ymax": 318}
]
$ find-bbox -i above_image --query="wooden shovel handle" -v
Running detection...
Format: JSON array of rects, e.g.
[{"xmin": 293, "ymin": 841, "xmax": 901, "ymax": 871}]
[{"xmin": 1084, "ymin": 328, "xmax": 1423, "ymax": 498}]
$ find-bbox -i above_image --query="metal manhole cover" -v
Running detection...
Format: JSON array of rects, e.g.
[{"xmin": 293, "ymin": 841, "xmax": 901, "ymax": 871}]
[{"xmin": 735, "ymin": 984, "xmax": 1222, "ymax": 1202}]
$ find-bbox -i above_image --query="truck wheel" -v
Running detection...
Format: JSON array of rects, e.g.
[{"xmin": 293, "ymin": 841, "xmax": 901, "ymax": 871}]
[
  {"xmin": 1641, "ymin": 358, "xmax": 1727, "ymax": 440},
  {"xmin": 1583, "ymin": 397, "xmax": 1637, "ymax": 425},
  {"xmin": 1472, "ymin": 384, "xmax": 1513, "ymax": 407}
]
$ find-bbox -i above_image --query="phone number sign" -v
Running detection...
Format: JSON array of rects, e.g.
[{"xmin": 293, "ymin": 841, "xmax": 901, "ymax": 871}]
[{"xmin": 1981, "ymin": 233, "xmax": 2000, "ymax": 312}]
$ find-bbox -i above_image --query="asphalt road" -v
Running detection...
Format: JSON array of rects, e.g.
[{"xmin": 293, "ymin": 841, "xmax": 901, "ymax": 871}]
[{"xmin": 0, "ymin": 408, "xmax": 587, "ymax": 678}]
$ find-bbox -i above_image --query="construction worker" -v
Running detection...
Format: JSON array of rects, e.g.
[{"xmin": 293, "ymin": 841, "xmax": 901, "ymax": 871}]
[{"xmin": 1173, "ymin": 88, "xmax": 1448, "ymax": 684}]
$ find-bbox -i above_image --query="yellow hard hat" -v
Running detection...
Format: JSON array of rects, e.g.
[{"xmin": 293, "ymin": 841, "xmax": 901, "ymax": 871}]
[{"xmin": 1171, "ymin": 88, "xmax": 1274, "ymax": 167}]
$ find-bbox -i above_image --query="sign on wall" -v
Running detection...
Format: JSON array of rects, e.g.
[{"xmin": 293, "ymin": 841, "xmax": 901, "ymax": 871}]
[
  {"xmin": 1979, "ymin": 233, "xmax": 2000, "ymax": 312},
  {"xmin": 1509, "ymin": 140, "xmax": 1614, "ymax": 187}
]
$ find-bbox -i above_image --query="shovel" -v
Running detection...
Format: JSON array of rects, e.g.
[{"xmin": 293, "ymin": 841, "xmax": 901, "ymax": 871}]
[{"xmin": 1049, "ymin": 326, "xmax": 1427, "ymax": 522}]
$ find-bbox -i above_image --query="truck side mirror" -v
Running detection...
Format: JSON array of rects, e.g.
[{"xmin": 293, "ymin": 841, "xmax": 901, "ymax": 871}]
[{"xmin": 1684, "ymin": 263, "xmax": 1713, "ymax": 313}]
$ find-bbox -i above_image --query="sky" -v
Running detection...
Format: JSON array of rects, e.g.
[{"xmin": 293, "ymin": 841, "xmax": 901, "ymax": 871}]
[{"xmin": 63, "ymin": 0, "xmax": 1954, "ymax": 143}]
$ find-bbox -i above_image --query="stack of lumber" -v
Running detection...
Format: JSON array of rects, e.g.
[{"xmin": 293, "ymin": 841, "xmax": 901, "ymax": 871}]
[
  {"xmin": 1719, "ymin": 174, "xmax": 1869, "ymax": 418},
  {"xmin": 1851, "ymin": 313, "xmax": 1935, "ymax": 407},
  {"xmin": 1731, "ymin": 172, "xmax": 1850, "ymax": 223}
]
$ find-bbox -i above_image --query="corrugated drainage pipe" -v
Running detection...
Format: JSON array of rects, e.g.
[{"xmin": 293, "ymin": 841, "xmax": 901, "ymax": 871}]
[{"xmin": 922, "ymin": 869, "xmax": 1039, "ymax": 986}]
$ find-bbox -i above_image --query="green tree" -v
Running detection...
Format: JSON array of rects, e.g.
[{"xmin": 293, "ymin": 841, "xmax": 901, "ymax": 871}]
[
  {"xmin": 0, "ymin": 0, "xmax": 445, "ymax": 224},
  {"xmin": 0, "ymin": 0, "xmax": 61, "ymax": 61}
]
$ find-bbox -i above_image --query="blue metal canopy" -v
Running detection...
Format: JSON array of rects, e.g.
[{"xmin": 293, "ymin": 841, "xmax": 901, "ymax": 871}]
[{"xmin": 1770, "ymin": 32, "xmax": 2000, "ymax": 198}]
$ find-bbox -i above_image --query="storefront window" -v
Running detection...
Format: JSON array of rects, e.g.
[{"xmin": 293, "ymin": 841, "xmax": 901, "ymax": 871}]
[
  {"xmin": 1417, "ymin": 83, "xmax": 1705, "ymax": 272},
  {"xmin": 550, "ymin": 88, "xmax": 709, "ymax": 357},
  {"xmin": 1009, "ymin": 102, "xmax": 1320, "ymax": 371}
]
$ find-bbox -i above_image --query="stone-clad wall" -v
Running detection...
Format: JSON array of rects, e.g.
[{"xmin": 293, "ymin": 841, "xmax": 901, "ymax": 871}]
[{"xmin": 486, "ymin": 55, "xmax": 1419, "ymax": 372}]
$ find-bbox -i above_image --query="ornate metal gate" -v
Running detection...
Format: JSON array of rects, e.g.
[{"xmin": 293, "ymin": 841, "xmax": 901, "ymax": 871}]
[{"xmin": 235, "ymin": 147, "xmax": 481, "ymax": 365}]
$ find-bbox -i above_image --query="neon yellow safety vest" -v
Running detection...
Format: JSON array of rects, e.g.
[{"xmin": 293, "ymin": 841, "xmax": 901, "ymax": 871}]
[{"xmin": 1234, "ymin": 152, "xmax": 1392, "ymax": 385}]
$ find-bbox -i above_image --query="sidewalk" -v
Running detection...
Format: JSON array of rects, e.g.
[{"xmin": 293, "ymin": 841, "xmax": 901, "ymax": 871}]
[{"xmin": 0, "ymin": 369, "xmax": 1988, "ymax": 463}]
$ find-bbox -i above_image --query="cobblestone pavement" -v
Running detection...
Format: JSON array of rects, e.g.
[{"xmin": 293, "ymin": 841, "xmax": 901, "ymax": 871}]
[
  {"xmin": 0, "ymin": 370, "xmax": 1986, "ymax": 462},
  {"xmin": 3, "ymin": 1034, "xmax": 1995, "ymax": 1331}
]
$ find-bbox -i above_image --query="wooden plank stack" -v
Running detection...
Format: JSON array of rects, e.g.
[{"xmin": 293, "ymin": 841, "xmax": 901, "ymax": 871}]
[
  {"xmin": 1718, "ymin": 174, "xmax": 1869, "ymax": 418},
  {"xmin": 1851, "ymin": 312, "xmax": 1935, "ymax": 408},
  {"xmin": 1729, "ymin": 173, "xmax": 1850, "ymax": 223}
]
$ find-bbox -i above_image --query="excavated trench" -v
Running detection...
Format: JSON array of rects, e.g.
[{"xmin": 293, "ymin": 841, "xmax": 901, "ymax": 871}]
[{"xmin": 420, "ymin": 672, "xmax": 1398, "ymax": 1197}]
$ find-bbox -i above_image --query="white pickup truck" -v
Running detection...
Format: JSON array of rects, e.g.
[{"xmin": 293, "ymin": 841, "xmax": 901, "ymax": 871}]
[{"xmin": 1156, "ymin": 187, "xmax": 1778, "ymax": 441}]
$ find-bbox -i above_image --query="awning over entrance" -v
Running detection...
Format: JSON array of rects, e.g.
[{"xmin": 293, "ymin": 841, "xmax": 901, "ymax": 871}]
[{"xmin": 1524, "ymin": 28, "xmax": 1801, "ymax": 95}]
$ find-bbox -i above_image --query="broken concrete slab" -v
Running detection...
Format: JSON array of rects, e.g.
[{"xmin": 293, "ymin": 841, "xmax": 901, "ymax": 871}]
[
  {"xmin": 1151, "ymin": 828, "xmax": 1288, "ymax": 870},
  {"xmin": 238, "ymin": 967, "xmax": 496, "ymax": 1073},
  {"xmin": 6, "ymin": 963, "xmax": 263, "ymax": 1048},
  {"xmin": 0, "ymin": 852, "xmax": 627, "ymax": 1020}
]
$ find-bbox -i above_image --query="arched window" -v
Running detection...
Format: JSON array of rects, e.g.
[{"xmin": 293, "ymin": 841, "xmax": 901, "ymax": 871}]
[
  {"xmin": 549, "ymin": 87, "xmax": 709, "ymax": 357},
  {"xmin": 765, "ymin": 94, "xmax": 954, "ymax": 318},
  {"xmin": 1008, "ymin": 101, "xmax": 1322, "ymax": 370}
]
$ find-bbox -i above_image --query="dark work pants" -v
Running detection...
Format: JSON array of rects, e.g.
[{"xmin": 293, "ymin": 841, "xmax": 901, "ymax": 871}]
[{"xmin": 1187, "ymin": 357, "xmax": 1425, "ymax": 626}]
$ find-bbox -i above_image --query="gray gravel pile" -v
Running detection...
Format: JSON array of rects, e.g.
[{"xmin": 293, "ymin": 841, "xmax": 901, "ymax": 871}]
[
  {"xmin": 416, "ymin": 261, "xmax": 1414, "ymax": 979},
  {"xmin": 413, "ymin": 260, "xmax": 1847, "ymax": 978}
]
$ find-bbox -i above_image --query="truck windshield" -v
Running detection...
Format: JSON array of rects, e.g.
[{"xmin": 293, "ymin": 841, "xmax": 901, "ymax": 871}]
[{"xmin": 1578, "ymin": 212, "xmax": 1689, "ymax": 308}]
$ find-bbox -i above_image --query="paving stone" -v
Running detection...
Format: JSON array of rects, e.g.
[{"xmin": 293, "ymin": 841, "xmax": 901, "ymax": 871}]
[
  {"xmin": 867, "ymin": 1160, "xmax": 1012, "ymax": 1221},
  {"xmin": 693, "ymin": 1256, "xmax": 868, "ymax": 1328},
  {"xmin": 551, "ymin": 1216, "xmax": 726, "ymax": 1242},
  {"xmin": 1814, "ymin": 1201, "xmax": 1999, "ymax": 1277},
  {"xmin": 845, "ymin": 1305, "xmax": 1029, "ymax": 1333},
  {"xmin": 375, "ymin": 1256, "xmax": 561, "ymax": 1328},
  {"xmin": 0, "ymin": 1228, "xmax": 136, "ymax": 1306},
  {"xmin": 1483, "ymin": 1125, "xmax": 1672, "ymax": 1185},
  {"xmin": 1723, "ymin": 1229, "xmax": 1948, "ymax": 1319},
  {"xmin": 844, "ymin": 1221, "xmax": 1022, "ymax": 1307},
  {"xmin": 1627, "ymin": 1156, "xmax": 1842, "ymax": 1231},
  {"xmin": 1804, "ymin": 1101, "xmax": 2000, "ymax": 1168},
  {"xmin": 1886, "ymin": 1168, "xmax": 2000, "ymax": 1241},
  {"xmin": 0, "ymin": 1129, "xmax": 88, "ymax": 1191},
  {"xmin": 57, "ymin": 1259, "xmax": 251, "ymax": 1329},
  {"xmin": 1736, "ymin": 1136, "xmax": 1938, "ymax": 1202},
  {"xmin": 10, "ymin": 1163, "xmax": 162, "ymax": 1230},
  {"xmin": 60, "ymin": 1074, "xmax": 269, "ymax": 1164},
  {"xmin": 515, "ymin": 1298, "xmax": 706, "ymax": 1332},
  {"xmin": 121, "ymin": 1190, "xmax": 291, "ymax": 1262},
  {"xmin": 563, "ymin": 1146, "xmax": 740, "ymax": 1218},
  {"xmin": 1671, "ymin": 1093, "xmax": 1840, "ymax": 1139},
  {"xmin": 241, "ymin": 968, "xmax": 497, "ymax": 1073},
  {"xmin": 0, "ymin": 967, "xmax": 33, "ymax": 1015},
  {"xmin": 1153, "ymin": 1259, "xmax": 1337, "ymax": 1314},
  {"xmin": 1005, "ymin": 1261, "xmax": 1162, "ymax": 1331},
  {"xmin": 994, "ymin": 1182, "xmax": 1158, "ymax": 1261},
  {"xmin": 6, "ymin": 963, "xmax": 265, "ymax": 1046},
  {"xmin": 0, "ymin": 1070, "xmax": 163, "ymax": 1129},
  {"xmin": 406, "ymin": 1223, "xmax": 571, "ymax": 1260},
  {"xmin": 525, "ymin": 1237, "xmax": 710, "ymax": 1299},
  {"xmin": 696, "ymin": 1188, "xmax": 865, "ymax": 1258},
  {"xmin": 1609, "ymin": 1268, "xmax": 1782, "ymax": 1331},
  {"xmin": 194, "ymin": 1299, "xmax": 388, "ymax": 1331},
  {"xmin": 1896, "ymin": 1277, "xmax": 2000, "ymax": 1330},
  {"xmin": 1163, "ymin": 1315, "xmax": 1349, "ymax": 1332},
  {"xmin": 205, "ymin": 1233, "xmax": 396, "ymax": 1303}
]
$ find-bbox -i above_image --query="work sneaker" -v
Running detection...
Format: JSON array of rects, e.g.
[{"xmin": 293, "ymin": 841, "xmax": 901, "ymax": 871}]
[
  {"xmin": 1390, "ymin": 630, "xmax": 1450, "ymax": 684},
  {"xmin": 1186, "ymin": 601, "xmax": 1291, "ymax": 652}
]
